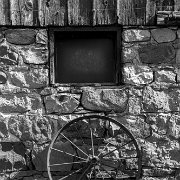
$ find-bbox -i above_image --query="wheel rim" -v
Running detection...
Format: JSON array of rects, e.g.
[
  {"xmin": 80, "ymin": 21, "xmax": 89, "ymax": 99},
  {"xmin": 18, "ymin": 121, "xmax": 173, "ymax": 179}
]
[{"xmin": 47, "ymin": 115, "xmax": 142, "ymax": 180}]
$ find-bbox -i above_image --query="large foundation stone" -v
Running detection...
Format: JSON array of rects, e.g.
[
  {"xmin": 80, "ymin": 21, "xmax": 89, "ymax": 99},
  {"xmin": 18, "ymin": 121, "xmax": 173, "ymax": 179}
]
[
  {"xmin": 44, "ymin": 94, "xmax": 80, "ymax": 114},
  {"xmin": 5, "ymin": 29, "xmax": 36, "ymax": 45},
  {"xmin": 81, "ymin": 88, "xmax": 128, "ymax": 113}
]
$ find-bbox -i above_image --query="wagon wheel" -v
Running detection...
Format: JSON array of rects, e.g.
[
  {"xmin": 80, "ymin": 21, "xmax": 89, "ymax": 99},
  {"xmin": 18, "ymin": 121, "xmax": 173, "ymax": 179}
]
[{"xmin": 47, "ymin": 115, "xmax": 142, "ymax": 180}]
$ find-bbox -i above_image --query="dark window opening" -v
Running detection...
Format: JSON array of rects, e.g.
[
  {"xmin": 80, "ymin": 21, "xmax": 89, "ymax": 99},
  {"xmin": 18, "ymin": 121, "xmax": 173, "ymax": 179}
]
[{"xmin": 50, "ymin": 28, "xmax": 120, "ymax": 85}]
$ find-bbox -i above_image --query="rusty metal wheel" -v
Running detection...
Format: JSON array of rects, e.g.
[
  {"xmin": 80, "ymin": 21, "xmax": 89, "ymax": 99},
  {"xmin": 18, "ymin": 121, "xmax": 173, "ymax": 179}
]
[{"xmin": 47, "ymin": 115, "xmax": 142, "ymax": 180}]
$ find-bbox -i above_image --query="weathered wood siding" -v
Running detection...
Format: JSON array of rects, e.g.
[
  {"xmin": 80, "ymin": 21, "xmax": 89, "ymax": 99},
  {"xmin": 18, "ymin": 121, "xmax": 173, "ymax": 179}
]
[
  {"xmin": 0, "ymin": 0, "xmax": 178, "ymax": 26},
  {"xmin": 93, "ymin": 0, "xmax": 116, "ymax": 25},
  {"xmin": 68, "ymin": 0, "xmax": 92, "ymax": 25}
]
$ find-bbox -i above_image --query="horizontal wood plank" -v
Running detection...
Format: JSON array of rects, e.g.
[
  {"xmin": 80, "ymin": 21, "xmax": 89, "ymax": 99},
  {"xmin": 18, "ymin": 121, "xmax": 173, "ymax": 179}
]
[{"xmin": 3, "ymin": 0, "xmax": 180, "ymax": 26}]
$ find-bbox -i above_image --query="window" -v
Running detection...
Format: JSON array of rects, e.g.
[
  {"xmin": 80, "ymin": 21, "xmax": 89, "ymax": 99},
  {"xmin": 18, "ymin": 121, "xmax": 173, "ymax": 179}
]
[{"xmin": 49, "ymin": 27, "xmax": 121, "ymax": 85}]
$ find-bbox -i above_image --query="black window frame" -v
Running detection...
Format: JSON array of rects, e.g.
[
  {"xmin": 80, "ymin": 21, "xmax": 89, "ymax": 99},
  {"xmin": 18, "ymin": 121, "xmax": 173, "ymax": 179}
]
[{"xmin": 49, "ymin": 26, "xmax": 122, "ymax": 86}]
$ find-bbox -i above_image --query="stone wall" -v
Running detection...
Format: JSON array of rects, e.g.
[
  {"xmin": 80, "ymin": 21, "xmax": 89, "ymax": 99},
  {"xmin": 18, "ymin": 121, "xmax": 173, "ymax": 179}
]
[{"xmin": 0, "ymin": 27, "xmax": 180, "ymax": 180}]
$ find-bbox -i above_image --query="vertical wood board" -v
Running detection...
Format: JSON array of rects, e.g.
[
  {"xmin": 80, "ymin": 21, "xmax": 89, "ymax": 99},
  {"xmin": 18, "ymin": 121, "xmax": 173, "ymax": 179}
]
[
  {"xmin": 19, "ymin": 0, "xmax": 33, "ymax": 26},
  {"xmin": 68, "ymin": 0, "xmax": 92, "ymax": 25},
  {"xmin": 10, "ymin": 0, "xmax": 21, "ymax": 25},
  {"xmin": 175, "ymin": 0, "xmax": 180, "ymax": 11},
  {"xmin": 3, "ymin": 0, "xmax": 11, "ymax": 25},
  {"xmin": 146, "ymin": 0, "xmax": 156, "ymax": 25},
  {"xmin": 33, "ymin": 0, "xmax": 39, "ymax": 26},
  {"xmin": 117, "ymin": 0, "xmax": 146, "ymax": 25},
  {"xmin": 117, "ymin": 0, "xmax": 136, "ymax": 25},
  {"xmin": 38, "ymin": 0, "xmax": 67, "ymax": 26},
  {"xmin": 0, "ymin": 0, "xmax": 11, "ymax": 25},
  {"xmin": 93, "ymin": 0, "xmax": 116, "ymax": 25}
]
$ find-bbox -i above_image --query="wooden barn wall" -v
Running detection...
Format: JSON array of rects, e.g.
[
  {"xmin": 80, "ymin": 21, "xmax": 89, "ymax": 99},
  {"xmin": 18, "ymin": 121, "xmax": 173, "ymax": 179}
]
[{"xmin": 0, "ymin": 0, "xmax": 178, "ymax": 27}]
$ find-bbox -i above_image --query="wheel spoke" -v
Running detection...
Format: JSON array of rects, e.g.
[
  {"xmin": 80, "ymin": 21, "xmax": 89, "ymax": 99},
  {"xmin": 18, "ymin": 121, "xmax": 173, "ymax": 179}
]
[
  {"xmin": 97, "ymin": 141, "xmax": 111, "ymax": 157},
  {"xmin": 100, "ymin": 166, "xmax": 116, "ymax": 180},
  {"xmin": 51, "ymin": 147, "xmax": 87, "ymax": 161},
  {"xmin": 61, "ymin": 133, "xmax": 89, "ymax": 157},
  {"xmin": 103, "ymin": 156, "xmax": 138, "ymax": 161},
  {"xmin": 59, "ymin": 168, "xmax": 83, "ymax": 180},
  {"xmin": 98, "ymin": 168, "xmax": 105, "ymax": 180},
  {"xmin": 78, "ymin": 164, "xmax": 92, "ymax": 180},
  {"xmin": 94, "ymin": 167, "xmax": 97, "ymax": 180},
  {"xmin": 101, "ymin": 162, "xmax": 117, "ymax": 169},
  {"xmin": 102, "ymin": 139, "xmax": 134, "ymax": 158},
  {"xmin": 90, "ymin": 127, "xmax": 95, "ymax": 156},
  {"xmin": 96, "ymin": 137, "xmax": 103, "ymax": 154},
  {"xmin": 89, "ymin": 166, "xmax": 95, "ymax": 179},
  {"xmin": 49, "ymin": 161, "xmax": 87, "ymax": 167},
  {"xmin": 119, "ymin": 156, "xmax": 138, "ymax": 159},
  {"xmin": 95, "ymin": 120, "xmax": 111, "ymax": 154},
  {"xmin": 74, "ymin": 123, "xmax": 89, "ymax": 154}
]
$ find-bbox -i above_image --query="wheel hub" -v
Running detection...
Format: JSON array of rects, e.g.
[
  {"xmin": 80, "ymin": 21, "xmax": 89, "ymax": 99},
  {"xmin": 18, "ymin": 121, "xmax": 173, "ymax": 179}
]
[{"xmin": 88, "ymin": 156, "xmax": 99, "ymax": 164}]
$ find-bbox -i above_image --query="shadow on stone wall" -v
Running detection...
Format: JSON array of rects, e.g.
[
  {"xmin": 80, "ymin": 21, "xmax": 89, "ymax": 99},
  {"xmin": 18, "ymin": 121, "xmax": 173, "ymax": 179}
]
[
  {"xmin": 0, "ymin": 141, "xmax": 50, "ymax": 179},
  {"xmin": 0, "ymin": 142, "xmax": 27, "ymax": 172}
]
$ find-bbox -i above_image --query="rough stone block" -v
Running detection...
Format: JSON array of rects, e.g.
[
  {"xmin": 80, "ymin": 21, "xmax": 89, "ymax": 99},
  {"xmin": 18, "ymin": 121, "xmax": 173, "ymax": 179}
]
[
  {"xmin": 155, "ymin": 70, "xmax": 176, "ymax": 83},
  {"xmin": 177, "ymin": 29, "xmax": 180, "ymax": 39},
  {"xmin": 151, "ymin": 28, "xmax": 176, "ymax": 43},
  {"xmin": 142, "ymin": 86, "xmax": 180, "ymax": 112},
  {"xmin": 5, "ymin": 29, "xmax": 36, "ymax": 45},
  {"xmin": 0, "ymin": 149, "xmax": 26, "ymax": 172},
  {"xmin": 44, "ymin": 94, "xmax": 79, "ymax": 114},
  {"xmin": 176, "ymin": 49, "xmax": 180, "ymax": 66},
  {"xmin": 20, "ymin": 45, "xmax": 48, "ymax": 64},
  {"xmin": 8, "ymin": 115, "xmax": 51, "ymax": 142},
  {"xmin": 122, "ymin": 29, "xmax": 150, "ymax": 42},
  {"xmin": 142, "ymin": 139, "xmax": 163, "ymax": 167},
  {"xmin": 81, "ymin": 87, "xmax": 128, "ymax": 113},
  {"xmin": 0, "ymin": 117, "xmax": 8, "ymax": 139},
  {"xmin": 145, "ymin": 132, "xmax": 180, "ymax": 168},
  {"xmin": 23, "ymin": 177, "xmax": 35, "ymax": 180},
  {"xmin": 128, "ymin": 88, "xmax": 143, "ymax": 114},
  {"xmin": 36, "ymin": 29, "xmax": 48, "ymax": 45},
  {"xmin": 122, "ymin": 45, "xmax": 140, "ymax": 63},
  {"xmin": 0, "ymin": 30, "xmax": 4, "ymax": 42},
  {"xmin": 111, "ymin": 115, "xmax": 151, "ymax": 139},
  {"xmin": 0, "ymin": 158, "xmax": 12, "ymax": 172},
  {"xmin": 10, "ymin": 68, "xmax": 48, "ymax": 89},
  {"xmin": 167, "ymin": 114, "xmax": 180, "ymax": 139},
  {"xmin": 146, "ymin": 113, "xmax": 171, "ymax": 135},
  {"xmin": 123, "ymin": 64, "xmax": 153, "ymax": 85},
  {"xmin": 9, "ymin": 171, "xmax": 40, "ymax": 180},
  {"xmin": 169, "ymin": 149, "xmax": 180, "ymax": 163},
  {"xmin": 139, "ymin": 43, "xmax": 175, "ymax": 64},
  {"xmin": 0, "ymin": 93, "xmax": 44, "ymax": 114},
  {"xmin": 143, "ymin": 168, "xmax": 175, "ymax": 177},
  {"xmin": 0, "ymin": 71, "xmax": 7, "ymax": 84},
  {"xmin": 128, "ymin": 96, "xmax": 141, "ymax": 115},
  {"xmin": 176, "ymin": 68, "xmax": 180, "ymax": 83},
  {"xmin": 141, "ymin": 177, "xmax": 174, "ymax": 180},
  {"xmin": 0, "ymin": 41, "xmax": 18, "ymax": 65},
  {"xmin": 40, "ymin": 87, "xmax": 57, "ymax": 96}
]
